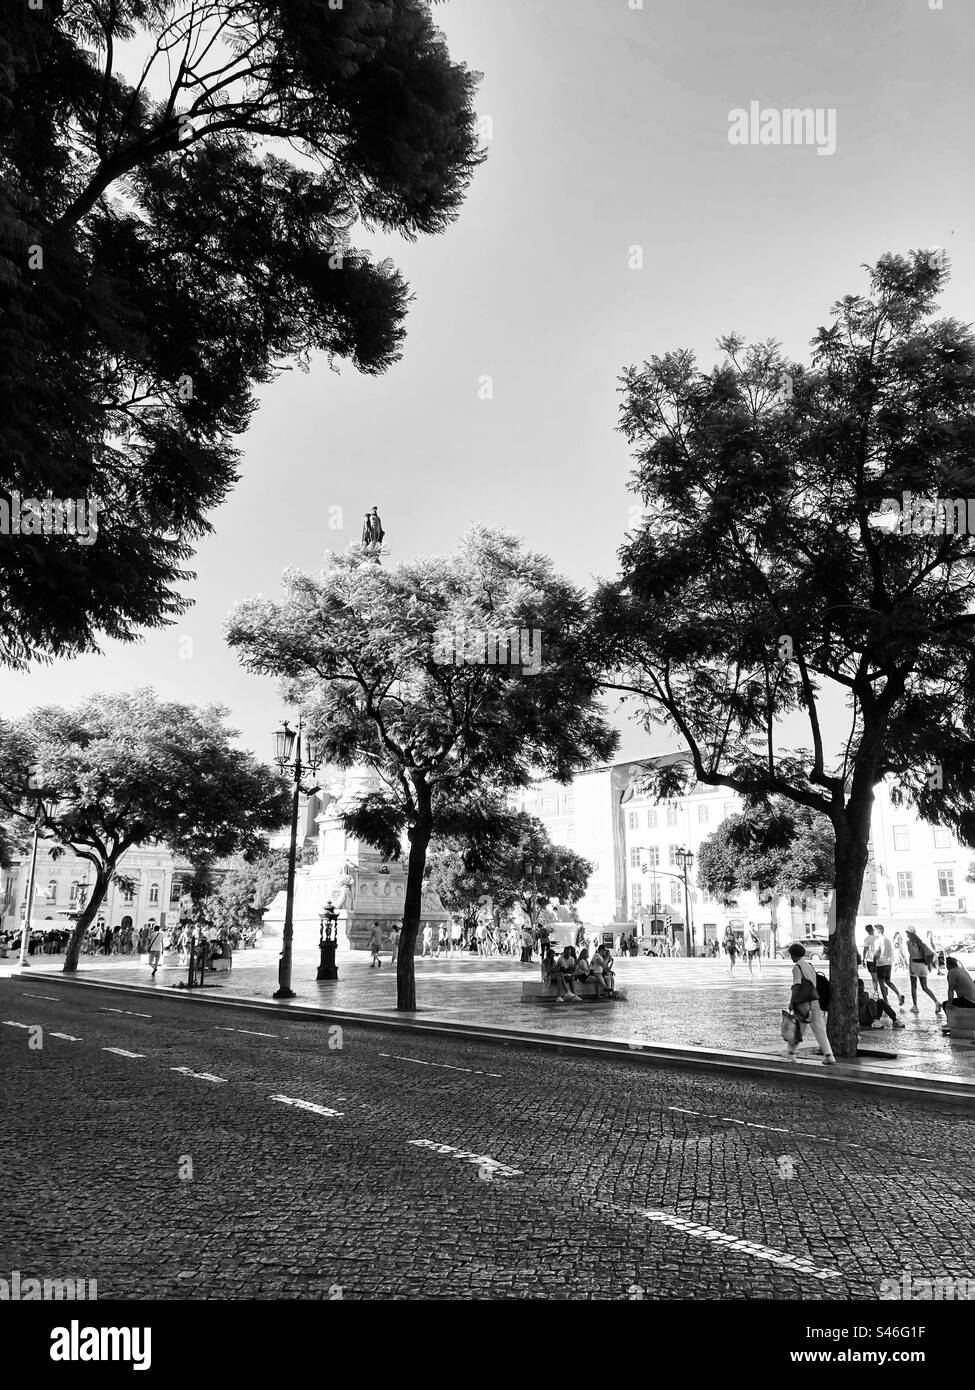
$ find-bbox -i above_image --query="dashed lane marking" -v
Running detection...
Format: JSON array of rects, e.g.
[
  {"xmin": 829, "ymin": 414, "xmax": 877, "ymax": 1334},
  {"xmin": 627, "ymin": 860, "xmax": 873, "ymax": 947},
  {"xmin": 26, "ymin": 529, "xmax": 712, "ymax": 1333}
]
[
  {"xmin": 100, "ymin": 1007, "xmax": 152, "ymax": 1019},
  {"xmin": 103, "ymin": 1047, "xmax": 145, "ymax": 1059},
  {"xmin": 215, "ymin": 1027, "xmax": 277, "ymax": 1038},
  {"xmin": 624, "ymin": 1207, "xmax": 841, "ymax": 1281},
  {"xmin": 407, "ymin": 1139, "xmax": 523, "ymax": 1176},
  {"xmin": 21, "ymin": 993, "xmax": 60, "ymax": 1001},
  {"xmin": 3, "ymin": 1021, "xmax": 33, "ymax": 1029},
  {"xmin": 379, "ymin": 1053, "xmax": 501, "ymax": 1078},
  {"xmin": 50, "ymin": 1032, "xmax": 82, "ymax": 1041},
  {"xmin": 269, "ymin": 1095, "xmax": 343, "ymax": 1117},
  {"xmin": 171, "ymin": 1066, "xmax": 227, "ymax": 1083}
]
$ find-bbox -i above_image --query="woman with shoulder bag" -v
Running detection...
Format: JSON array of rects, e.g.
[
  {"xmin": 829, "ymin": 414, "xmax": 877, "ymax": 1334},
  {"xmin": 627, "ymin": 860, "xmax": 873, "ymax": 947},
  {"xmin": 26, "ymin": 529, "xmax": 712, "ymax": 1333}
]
[{"xmin": 786, "ymin": 943, "xmax": 836, "ymax": 1065}]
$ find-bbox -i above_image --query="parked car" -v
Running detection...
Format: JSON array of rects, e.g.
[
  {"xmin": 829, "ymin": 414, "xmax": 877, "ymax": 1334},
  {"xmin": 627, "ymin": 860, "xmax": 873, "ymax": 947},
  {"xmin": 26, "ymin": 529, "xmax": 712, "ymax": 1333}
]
[
  {"xmin": 945, "ymin": 938, "xmax": 975, "ymax": 970},
  {"xmin": 778, "ymin": 935, "xmax": 829, "ymax": 962}
]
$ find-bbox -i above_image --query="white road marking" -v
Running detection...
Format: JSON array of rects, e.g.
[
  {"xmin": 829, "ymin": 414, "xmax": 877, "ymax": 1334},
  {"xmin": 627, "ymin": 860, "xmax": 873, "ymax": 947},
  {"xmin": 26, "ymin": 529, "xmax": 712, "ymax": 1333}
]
[
  {"xmin": 216, "ymin": 1027, "xmax": 277, "ymax": 1038},
  {"xmin": 100, "ymin": 1007, "xmax": 152, "ymax": 1019},
  {"xmin": 379, "ymin": 1053, "xmax": 501, "ymax": 1078},
  {"xmin": 633, "ymin": 1208, "xmax": 840, "ymax": 1280},
  {"xmin": 21, "ymin": 993, "xmax": 60, "ymax": 1001},
  {"xmin": 668, "ymin": 1106, "xmax": 701, "ymax": 1115},
  {"xmin": 407, "ymin": 1139, "xmax": 523, "ymax": 1176},
  {"xmin": 171, "ymin": 1066, "xmax": 227, "ymax": 1083},
  {"xmin": 270, "ymin": 1094, "xmax": 343, "ymax": 1117},
  {"xmin": 51, "ymin": 1032, "xmax": 82, "ymax": 1041},
  {"xmin": 3, "ymin": 1021, "xmax": 33, "ymax": 1029},
  {"xmin": 103, "ymin": 1047, "xmax": 145, "ymax": 1058}
]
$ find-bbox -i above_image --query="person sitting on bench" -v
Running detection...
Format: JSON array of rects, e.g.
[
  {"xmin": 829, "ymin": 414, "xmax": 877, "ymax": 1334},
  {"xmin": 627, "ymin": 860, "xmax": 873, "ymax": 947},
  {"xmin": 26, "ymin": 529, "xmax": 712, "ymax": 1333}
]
[
  {"xmin": 945, "ymin": 957, "xmax": 975, "ymax": 1009},
  {"xmin": 594, "ymin": 945, "xmax": 617, "ymax": 995},
  {"xmin": 543, "ymin": 947, "xmax": 579, "ymax": 1003}
]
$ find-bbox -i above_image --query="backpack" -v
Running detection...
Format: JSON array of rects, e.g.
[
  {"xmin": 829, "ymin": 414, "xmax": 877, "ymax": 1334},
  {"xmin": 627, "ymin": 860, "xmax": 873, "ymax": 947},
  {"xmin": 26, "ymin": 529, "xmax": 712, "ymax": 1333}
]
[{"xmin": 815, "ymin": 971, "xmax": 831, "ymax": 1011}]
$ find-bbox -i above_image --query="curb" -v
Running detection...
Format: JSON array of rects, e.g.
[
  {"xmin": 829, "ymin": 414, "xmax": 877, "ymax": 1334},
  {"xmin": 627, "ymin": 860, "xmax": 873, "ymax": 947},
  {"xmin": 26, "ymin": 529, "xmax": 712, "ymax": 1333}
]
[{"xmin": 17, "ymin": 971, "xmax": 975, "ymax": 1107}]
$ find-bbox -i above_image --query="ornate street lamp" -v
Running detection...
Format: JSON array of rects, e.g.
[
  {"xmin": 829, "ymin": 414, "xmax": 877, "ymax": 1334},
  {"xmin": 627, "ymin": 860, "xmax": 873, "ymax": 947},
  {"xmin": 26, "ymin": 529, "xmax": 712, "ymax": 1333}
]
[
  {"xmin": 675, "ymin": 847, "xmax": 696, "ymax": 957},
  {"xmin": 272, "ymin": 717, "xmax": 324, "ymax": 999},
  {"xmin": 317, "ymin": 901, "xmax": 339, "ymax": 982}
]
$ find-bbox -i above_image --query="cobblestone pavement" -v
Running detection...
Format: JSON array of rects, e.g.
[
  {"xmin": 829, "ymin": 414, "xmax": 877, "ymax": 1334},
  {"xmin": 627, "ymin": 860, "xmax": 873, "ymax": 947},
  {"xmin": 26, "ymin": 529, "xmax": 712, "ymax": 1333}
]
[
  {"xmin": 20, "ymin": 943, "xmax": 975, "ymax": 1079},
  {"xmin": 1, "ymin": 979, "xmax": 973, "ymax": 1300}
]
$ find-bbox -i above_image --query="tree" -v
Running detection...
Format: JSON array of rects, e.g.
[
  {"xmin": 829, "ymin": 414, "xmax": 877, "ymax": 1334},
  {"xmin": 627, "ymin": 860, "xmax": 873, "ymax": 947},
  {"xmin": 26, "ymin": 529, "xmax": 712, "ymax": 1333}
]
[
  {"xmin": 209, "ymin": 850, "xmax": 289, "ymax": 938},
  {"xmin": 227, "ymin": 526, "xmax": 617, "ymax": 1008},
  {"xmin": 426, "ymin": 811, "xmax": 592, "ymax": 936},
  {"xmin": 594, "ymin": 252, "xmax": 975, "ymax": 1056},
  {"xmin": 696, "ymin": 799, "xmax": 835, "ymax": 945},
  {"xmin": 0, "ymin": 1, "xmax": 482, "ymax": 666},
  {"xmin": 0, "ymin": 691, "xmax": 290, "ymax": 971}
]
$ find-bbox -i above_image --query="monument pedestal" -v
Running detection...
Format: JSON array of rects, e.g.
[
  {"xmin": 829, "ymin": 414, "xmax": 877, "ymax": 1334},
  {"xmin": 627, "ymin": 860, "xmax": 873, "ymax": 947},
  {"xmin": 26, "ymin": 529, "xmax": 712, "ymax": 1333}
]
[{"xmin": 261, "ymin": 765, "xmax": 448, "ymax": 952}]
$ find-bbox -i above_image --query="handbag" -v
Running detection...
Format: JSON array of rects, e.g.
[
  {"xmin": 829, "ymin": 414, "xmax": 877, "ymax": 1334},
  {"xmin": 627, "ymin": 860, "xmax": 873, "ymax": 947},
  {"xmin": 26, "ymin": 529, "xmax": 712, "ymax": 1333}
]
[
  {"xmin": 791, "ymin": 962, "xmax": 818, "ymax": 1007},
  {"xmin": 781, "ymin": 1009, "xmax": 802, "ymax": 1044}
]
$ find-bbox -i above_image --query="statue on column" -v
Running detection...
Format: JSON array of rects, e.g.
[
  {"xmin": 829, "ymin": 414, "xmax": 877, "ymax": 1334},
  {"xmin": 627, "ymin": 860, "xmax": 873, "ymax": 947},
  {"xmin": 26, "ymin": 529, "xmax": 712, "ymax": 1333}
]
[{"xmin": 360, "ymin": 506, "xmax": 385, "ymax": 563}]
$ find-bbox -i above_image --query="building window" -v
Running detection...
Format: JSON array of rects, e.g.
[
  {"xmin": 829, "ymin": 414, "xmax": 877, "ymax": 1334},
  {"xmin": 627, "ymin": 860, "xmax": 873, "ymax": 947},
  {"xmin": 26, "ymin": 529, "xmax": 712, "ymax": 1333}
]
[
  {"xmin": 542, "ymin": 797, "xmax": 555, "ymax": 814},
  {"xmin": 644, "ymin": 846, "xmax": 660, "ymax": 868},
  {"xmin": 933, "ymin": 827, "xmax": 953, "ymax": 849},
  {"xmin": 669, "ymin": 844, "xmax": 680, "ymax": 867},
  {"xmin": 148, "ymin": 883, "xmax": 160, "ymax": 905},
  {"xmin": 892, "ymin": 825, "xmax": 910, "ymax": 852},
  {"xmin": 698, "ymin": 804, "xmax": 709, "ymax": 824},
  {"xmin": 628, "ymin": 811, "xmax": 638, "ymax": 830},
  {"xmin": 671, "ymin": 882, "xmax": 682, "ymax": 906},
  {"xmin": 723, "ymin": 801, "xmax": 735, "ymax": 820},
  {"xmin": 666, "ymin": 804, "xmax": 679, "ymax": 827},
  {"xmin": 896, "ymin": 871, "xmax": 914, "ymax": 900},
  {"xmin": 46, "ymin": 880, "xmax": 57, "ymax": 903},
  {"xmin": 647, "ymin": 809, "xmax": 657, "ymax": 829},
  {"xmin": 123, "ymin": 884, "xmax": 135, "ymax": 905},
  {"xmin": 630, "ymin": 847, "xmax": 641, "ymax": 869},
  {"xmin": 631, "ymin": 885, "xmax": 642, "ymax": 909},
  {"xmin": 170, "ymin": 879, "xmax": 183, "ymax": 905},
  {"xmin": 564, "ymin": 795, "xmax": 574, "ymax": 814},
  {"xmin": 937, "ymin": 869, "xmax": 955, "ymax": 898}
]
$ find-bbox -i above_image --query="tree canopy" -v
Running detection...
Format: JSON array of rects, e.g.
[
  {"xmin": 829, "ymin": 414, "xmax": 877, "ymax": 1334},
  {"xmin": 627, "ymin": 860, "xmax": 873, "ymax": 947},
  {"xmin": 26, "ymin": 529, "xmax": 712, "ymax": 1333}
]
[
  {"xmin": 0, "ymin": 0, "xmax": 482, "ymax": 666},
  {"xmin": 696, "ymin": 799, "xmax": 835, "ymax": 925},
  {"xmin": 0, "ymin": 689, "xmax": 289, "ymax": 969},
  {"xmin": 228, "ymin": 526, "xmax": 617, "ymax": 1007},
  {"xmin": 595, "ymin": 252, "xmax": 975, "ymax": 1054}
]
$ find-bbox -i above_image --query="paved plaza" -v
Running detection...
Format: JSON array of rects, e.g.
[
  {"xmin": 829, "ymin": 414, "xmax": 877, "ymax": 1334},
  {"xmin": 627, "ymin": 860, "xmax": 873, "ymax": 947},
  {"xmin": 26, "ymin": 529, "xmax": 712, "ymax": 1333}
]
[
  {"xmin": 16, "ymin": 942, "xmax": 974, "ymax": 1081},
  {"xmin": 1, "ymin": 977, "xmax": 972, "ymax": 1301}
]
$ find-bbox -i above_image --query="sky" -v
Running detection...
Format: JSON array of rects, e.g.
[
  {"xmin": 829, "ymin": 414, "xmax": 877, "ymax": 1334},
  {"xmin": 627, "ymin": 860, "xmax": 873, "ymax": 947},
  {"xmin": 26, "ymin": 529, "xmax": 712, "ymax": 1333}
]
[{"xmin": 3, "ymin": 0, "xmax": 974, "ymax": 766}]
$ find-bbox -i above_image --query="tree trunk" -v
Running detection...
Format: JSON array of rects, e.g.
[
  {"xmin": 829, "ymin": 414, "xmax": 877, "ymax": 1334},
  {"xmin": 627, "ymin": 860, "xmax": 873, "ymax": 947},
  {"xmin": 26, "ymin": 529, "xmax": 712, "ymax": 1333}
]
[
  {"xmin": 62, "ymin": 867, "xmax": 111, "ymax": 973},
  {"xmin": 397, "ymin": 799, "xmax": 432, "ymax": 1011},
  {"xmin": 826, "ymin": 833, "xmax": 870, "ymax": 1058}
]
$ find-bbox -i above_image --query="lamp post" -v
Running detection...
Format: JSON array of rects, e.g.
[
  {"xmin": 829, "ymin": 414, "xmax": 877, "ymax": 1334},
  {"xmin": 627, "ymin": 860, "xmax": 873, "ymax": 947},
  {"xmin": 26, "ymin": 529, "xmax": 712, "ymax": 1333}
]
[
  {"xmin": 317, "ymin": 901, "xmax": 339, "ymax": 981},
  {"xmin": 272, "ymin": 718, "xmax": 323, "ymax": 1000},
  {"xmin": 675, "ymin": 847, "xmax": 696, "ymax": 957},
  {"xmin": 18, "ymin": 787, "xmax": 59, "ymax": 969}
]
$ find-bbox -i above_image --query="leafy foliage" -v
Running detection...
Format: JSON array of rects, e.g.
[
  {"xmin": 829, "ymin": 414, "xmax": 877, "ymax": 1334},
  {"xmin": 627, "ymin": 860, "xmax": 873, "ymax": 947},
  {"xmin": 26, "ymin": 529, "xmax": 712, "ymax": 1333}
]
[{"xmin": 0, "ymin": 1, "xmax": 483, "ymax": 664}]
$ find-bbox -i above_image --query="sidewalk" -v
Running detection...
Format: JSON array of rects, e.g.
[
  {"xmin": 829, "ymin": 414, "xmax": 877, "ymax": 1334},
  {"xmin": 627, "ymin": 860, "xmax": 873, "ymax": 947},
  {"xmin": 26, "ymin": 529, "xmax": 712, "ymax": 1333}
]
[{"xmin": 14, "ymin": 941, "xmax": 975, "ymax": 1092}]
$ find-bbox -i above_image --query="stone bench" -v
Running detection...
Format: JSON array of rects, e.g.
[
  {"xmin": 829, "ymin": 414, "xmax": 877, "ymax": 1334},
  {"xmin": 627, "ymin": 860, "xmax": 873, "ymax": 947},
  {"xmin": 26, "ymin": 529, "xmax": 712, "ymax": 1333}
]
[
  {"xmin": 943, "ymin": 1004, "xmax": 975, "ymax": 1038},
  {"xmin": 522, "ymin": 979, "xmax": 625, "ymax": 1003}
]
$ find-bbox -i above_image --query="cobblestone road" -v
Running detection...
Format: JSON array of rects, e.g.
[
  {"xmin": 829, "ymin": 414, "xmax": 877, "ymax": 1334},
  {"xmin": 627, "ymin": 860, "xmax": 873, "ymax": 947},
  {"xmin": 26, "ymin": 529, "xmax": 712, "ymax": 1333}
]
[{"xmin": 1, "ymin": 979, "xmax": 972, "ymax": 1300}]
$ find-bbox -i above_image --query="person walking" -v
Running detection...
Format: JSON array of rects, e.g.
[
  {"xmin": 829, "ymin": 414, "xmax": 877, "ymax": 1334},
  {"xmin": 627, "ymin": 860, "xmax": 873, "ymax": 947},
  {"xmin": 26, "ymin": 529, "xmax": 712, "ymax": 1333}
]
[
  {"xmin": 905, "ymin": 929, "xmax": 942, "ymax": 1016},
  {"xmin": 146, "ymin": 921, "xmax": 165, "ymax": 978},
  {"xmin": 926, "ymin": 930, "xmax": 946, "ymax": 975},
  {"xmin": 434, "ymin": 923, "xmax": 449, "ymax": 959},
  {"xmin": 861, "ymin": 923, "xmax": 879, "ymax": 996},
  {"xmin": 368, "ymin": 923, "xmax": 383, "ymax": 968},
  {"xmin": 421, "ymin": 923, "xmax": 433, "ymax": 958},
  {"xmin": 892, "ymin": 930, "xmax": 908, "ymax": 971},
  {"xmin": 786, "ymin": 942, "xmax": 836, "ymax": 1064},
  {"xmin": 872, "ymin": 924, "xmax": 905, "ymax": 1009},
  {"xmin": 389, "ymin": 924, "xmax": 400, "ymax": 967},
  {"xmin": 723, "ymin": 925, "xmax": 738, "ymax": 977},
  {"xmin": 743, "ymin": 922, "xmax": 762, "ymax": 977},
  {"xmin": 450, "ymin": 919, "xmax": 462, "ymax": 957}
]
